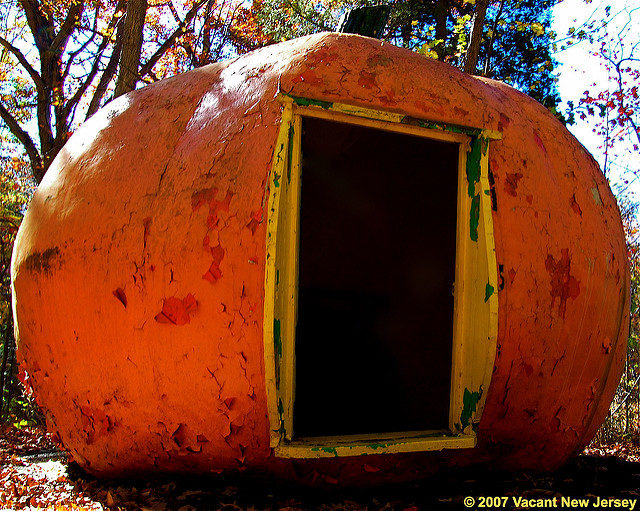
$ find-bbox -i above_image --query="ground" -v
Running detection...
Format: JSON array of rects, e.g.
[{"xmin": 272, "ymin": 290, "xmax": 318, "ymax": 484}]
[{"xmin": 1, "ymin": 425, "xmax": 640, "ymax": 510}]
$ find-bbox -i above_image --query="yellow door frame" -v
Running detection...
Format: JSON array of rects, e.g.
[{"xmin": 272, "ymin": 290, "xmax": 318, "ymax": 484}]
[{"xmin": 263, "ymin": 94, "xmax": 500, "ymax": 458}]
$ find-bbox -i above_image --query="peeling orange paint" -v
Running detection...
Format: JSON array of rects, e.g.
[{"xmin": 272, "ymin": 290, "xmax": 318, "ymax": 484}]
[
  {"xmin": 570, "ymin": 194, "xmax": 582, "ymax": 216},
  {"xmin": 545, "ymin": 249, "xmax": 581, "ymax": 319},
  {"xmin": 11, "ymin": 33, "xmax": 629, "ymax": 484},
  {"xmin": 112, "ymin": 288, "xmax": 127, "ymax": 308},
  {"xmin": 504, "ymin": 172, "xmax": 523, "ymax": 197},
  {"xmin": 79, "ymin": 406, "xmax": 112, "ymax": 445},
  {"xmin": 358, "ymin": 70, "xmax": 378, "ymax": 89},
  {"xmin": 292, "ymin": 69, "xmax": 324, "ymax": 86},
  {"xmin": 154, "ymin": 294, "xmax": 198, "ymax": 325},
  {"xmin": 202, "ymin": 244, "xmax": 224, "ymax": 283}
]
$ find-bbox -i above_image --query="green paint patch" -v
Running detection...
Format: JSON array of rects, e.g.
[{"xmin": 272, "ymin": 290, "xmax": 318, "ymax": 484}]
[
  {"xmin": 287, "ymin": 124, "xmax": 295, "ymax": 182},
  {"xmin": 460, "ymin": 387, "xmax": 483, "ymax": 430},
  {"xmin": 311, "ymin": 446, "xmax": 339, "ymax": 456},
  {"xmin": 274, "ymin": 318, "xmax": 282, "ymax": 357},
  {"xmin": 366, "ymin": 442, "xmax": 391, "ymax": 450},
  {"xmin": 291, "ymin": 96, "xmax": 333, "ymax": 109},
  {"xmin": 276, "ymin": 270, "xmax": 280, "ymax": 286},
  {"xmin": 591, "ymin": 187, "xmax": 602, "ymax": 206},
  {"xmin": 273, "ymin": 171, "xmax": 281, "ymax": 188},
  {"xmin": 485, "ymin": 282, "xmax": 494, "ymax": 302},
  {"xmin": 470, "ymin": 194, "xmax": 480, "ymax": 242},
  {"xmin": 466, "ymin": 138, "xmax": 482, "ymax": 197},
  {"xmin": 400, "ymin": 116, "xmax": 441, "ymax": 130},
  {"xmin": 399, "ymin": 117, "xmax": 482, "ymax": 137}
]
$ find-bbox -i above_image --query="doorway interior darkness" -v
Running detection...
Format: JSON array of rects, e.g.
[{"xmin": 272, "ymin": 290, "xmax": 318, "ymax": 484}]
[{"xmin": 294, "ymin": 116, "xmax": 460, "ymax": 439}]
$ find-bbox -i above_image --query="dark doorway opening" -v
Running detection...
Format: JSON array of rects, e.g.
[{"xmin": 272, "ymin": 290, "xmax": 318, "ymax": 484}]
[{"xmin": 294, "ymin": 116, "xmax": 459, "ymax": 439}]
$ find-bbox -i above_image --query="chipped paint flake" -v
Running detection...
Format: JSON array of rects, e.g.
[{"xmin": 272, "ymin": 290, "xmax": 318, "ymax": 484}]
[
  {"xmin": 246, "ymin": 210, "xmax": 263, "ymax": 235},
  {"xmin": 545, "ymin": 249, "xmax": 581, "ymax": 319},
  {"xmin": 273, "ymin": 318, "xmax": 282, "ymax": 357},
  {"xmin": 112, "ymin": 288, "xmax": 127, "ymax": 308},
  {"xmin": 202, "ymin": 244, "xmax": 225, "ymax": 283},
  {"xmin": 311, "ymin": 446, "xmax": 339, "ymax": 456},
  {"xmin": 460, "ymin": 387, "xmax": 483, "ymax": 430},
  {"xmin": 358, "ymin": 70, "xmax": 378, "ymax": 89},
  {"xmin": 290, "ymin": 96, "xmax": 333, "ymax": 109},
  {"xmin": 466, "ymin": 138, "xmax": 482, "ymax": 198},
  {"xmin": 287, "ymin": 123, "xmax": 295, "ymax": 182},
  {"xmin": 570, "ymin": 194, "xmax": 582, "ymax": 216},
  {"xmin": 155, "ymin": 294, "xmax": 198, "ymax": 325},
  {"xmin": 504, "ymin": 172, "xmax": 523, "ymax": 197},
  {"xmin": 484, "ymin": 283, "xmax": 494, "ymax": 302},
  {"xmin": 470, "ymin": 194, "xmax": 480, "ymax": 242}
]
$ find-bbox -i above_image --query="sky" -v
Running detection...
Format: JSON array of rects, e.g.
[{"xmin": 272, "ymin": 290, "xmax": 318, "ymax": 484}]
[{"xmin": 551, "ymin": 0, "xmax": 640, "ymax": 204}]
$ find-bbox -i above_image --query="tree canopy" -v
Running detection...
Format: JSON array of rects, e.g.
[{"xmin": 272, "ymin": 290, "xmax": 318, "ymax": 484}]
[
  {"xmin": 254, "ymin": 0, "xmax": 562, "ymax": 112},
  {"xmin": 0, "ymin": 0, "xmax": 265, "ymax": 183},
  {"xmin": 0, "ymin": 0, "xmax": 627, "ymax": 185}
]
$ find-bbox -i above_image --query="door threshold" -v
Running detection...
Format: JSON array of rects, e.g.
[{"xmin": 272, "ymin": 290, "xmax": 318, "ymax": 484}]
[{"xmin": 274, "ymin": 430, "xmax": 476, "ymax": 458}]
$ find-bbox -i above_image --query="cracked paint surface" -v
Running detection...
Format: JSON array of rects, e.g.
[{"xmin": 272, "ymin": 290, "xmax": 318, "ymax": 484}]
[
  {"xmin": 11, "ymin": 33, "xmax": 629, "ymax": 484},
  {"xmin": 154, "ymin": 294, "xmax": 198, "ymax": 325},
  {"xmin": 545, "ymin": 249, "xmax": 581, "ymax": 319}
]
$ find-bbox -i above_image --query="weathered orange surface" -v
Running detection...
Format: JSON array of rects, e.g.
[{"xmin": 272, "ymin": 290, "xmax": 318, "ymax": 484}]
[{"xmin": 11, "ymin": 33, "xmax": 629, "ymax": 483}]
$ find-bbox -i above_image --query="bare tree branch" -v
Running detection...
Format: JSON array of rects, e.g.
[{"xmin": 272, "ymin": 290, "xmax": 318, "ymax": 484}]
[
  {"xmin": 63, "ymin": 4, "xmax": 101, "ymax": 82},
  {"xmin": 50, "ymin": 2, "xmax": 84, "ymax": 55},
  {"xmin": 0, "ymin": 102, "xmax": 43, "ymax": 181},
  {"xmin": 86, "ymin": 29, "xmax": 124, "ymax": 118},
  {"xmin": 168, "ymin": 0, "xmax": 182, "ymax": 23},
  {"xmin": 64, "ymin": 38, "xmax": 111, "ymax": 119},
  {"xmin": 19, "ymin": 0, "xmax": 53, "ymax": 52},
  {"xmin": 0, "ymin": 35, "xmax": 42, "ymax": 88},
  {"xmin": 138, "ymin": 0, "xmax": 208, "ymax": 79},
  {"xmin": 483, "ymin": 0, "xmax": 505, "ymax": 76}
]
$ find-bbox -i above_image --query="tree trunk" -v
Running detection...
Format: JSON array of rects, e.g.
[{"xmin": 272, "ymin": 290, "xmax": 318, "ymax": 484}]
[
  {"xmin": 114, "ymin": 0, "xmax": 148, "ymax": 98},
  {"xmin": 434, "ymin": 0, "xmax": 448, "ymax": 60},
  {"xmin": 483, "ymin": 0, "xmax": 505, "ymax": 76},
  {"xmin": 464, "ymin": 0, "xmax": 488, "ymax": 74},
  {"xmin": 0, "ymin": 333, "xmax": 9, "ymax": 418}
]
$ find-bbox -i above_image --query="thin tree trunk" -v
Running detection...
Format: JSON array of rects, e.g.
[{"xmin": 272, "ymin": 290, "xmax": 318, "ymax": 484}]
[
  {"xmin": 0, "ymin": 316, "xmax": 13, "ymax": 419},
  {"xmin": 199, "ymin": 0, "xmax": 216, "ymax": 66},
  {"xmin": 0, "ymin": 342, "xmax": 9, "ymax": 418},
  {"xmin": 434, "ymin": 0, "xmax": 448, "ymax": 60},
  {"xmin": 114, "ymin": 0, "xmax": 148, "ymax": 98},
  {"xmin": 483, "ymin": 0, "xmax": 505, "ymax": 76},
  {"xmin": 86, "ymin": 30, "xmax": 124, "ymax": 118},
  {"xmin": 626, "ymin": 353, "xmax": 630, "ymax": 434},
  {"xmin": 464, "ymin": 0, "xmax": 488, "ymax": 74}
]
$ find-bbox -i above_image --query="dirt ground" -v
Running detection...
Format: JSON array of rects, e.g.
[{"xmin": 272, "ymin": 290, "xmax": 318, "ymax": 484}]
[{"xmin": 1, "ymin": 425, "xmax": 640, "ymax": 510}]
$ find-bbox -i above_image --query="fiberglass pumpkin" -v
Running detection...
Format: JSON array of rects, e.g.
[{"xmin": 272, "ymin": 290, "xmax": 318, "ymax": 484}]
[{"xmin": 11, "ymin": 32, "xmax": 629, "ymax": 484}]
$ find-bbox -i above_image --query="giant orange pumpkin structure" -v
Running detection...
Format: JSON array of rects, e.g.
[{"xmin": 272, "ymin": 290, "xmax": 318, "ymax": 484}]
[{"xmin": 11, "ymin": 33, "xmax": 629, "ymax": 484}]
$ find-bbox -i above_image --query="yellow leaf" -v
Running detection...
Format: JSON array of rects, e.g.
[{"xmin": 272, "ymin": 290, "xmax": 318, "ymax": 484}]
[{"xmin": 531, "ymin": 22, "xmax": 545, "ymax": 36}]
